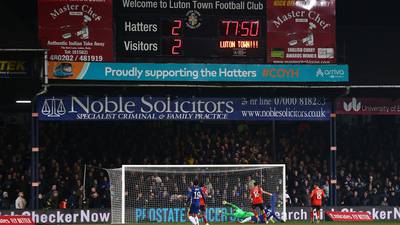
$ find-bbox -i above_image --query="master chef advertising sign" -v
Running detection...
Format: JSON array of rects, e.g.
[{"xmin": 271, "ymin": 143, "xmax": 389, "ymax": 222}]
[
  {"xmin": 38, "ymin": 0, "xmax": 113, "ymax": 62},
  {"xmin": 267, "ymin": 0, "xmax": 336, "ymax": 64}
]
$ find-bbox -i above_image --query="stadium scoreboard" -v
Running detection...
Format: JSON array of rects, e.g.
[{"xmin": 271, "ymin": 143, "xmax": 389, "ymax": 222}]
[{"xmin": 116, "ymin": 0, "xmax": 266, "ymax": 61}]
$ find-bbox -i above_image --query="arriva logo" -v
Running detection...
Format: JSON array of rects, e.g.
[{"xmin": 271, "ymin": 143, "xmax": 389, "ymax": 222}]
[
  {"xmin": 316, "ymin": 68, "xmax": 345, "ymax": 78},
  {"xmin": 316, "ymin": 68, "xmax": 324, "ymax": 77},
  {"xmin": 41, "ymin": 97, "xmax": 66, "ymax": 117},
  {"xmin": 343, "ymin": 98, "xmax": 361, "ymax": 112}
]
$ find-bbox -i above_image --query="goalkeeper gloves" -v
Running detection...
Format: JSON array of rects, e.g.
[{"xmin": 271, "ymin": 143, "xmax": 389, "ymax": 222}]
[{"xmin": 186, "ymin": 198, "xmax": 191, "ymax": 206}]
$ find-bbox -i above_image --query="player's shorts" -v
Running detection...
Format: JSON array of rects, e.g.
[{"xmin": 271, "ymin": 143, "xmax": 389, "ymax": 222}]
[
  {"xmin": 252, "ymin": 203, "xmax": 265, "ymax": 211},
  {"xmin": 311, "ymin": 205, "xmax": 321, "ymax": 211},
  {"xmin": 199, "ymin": 205, "xmax": 206, "ymax": 212},
  {"xmin": 251, "ymin": 216, "xmax": 260, "ymax": 223},
  {"xmin": 250, "ymin": 215, "xmax": 265, "ymax": 223},
  {"xmin": 189, "ymin": 204, "xmax": 200, "ymax": 215}
]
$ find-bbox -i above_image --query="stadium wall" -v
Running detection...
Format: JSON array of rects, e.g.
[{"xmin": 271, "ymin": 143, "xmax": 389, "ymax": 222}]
[{"xmin": 1, "ymin": 207, "xmax": 400, "ymax": 224}]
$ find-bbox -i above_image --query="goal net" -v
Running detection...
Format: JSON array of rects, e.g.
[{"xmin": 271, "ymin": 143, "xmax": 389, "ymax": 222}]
[{"xmin": 106, "ymin": 165, "xmax": 286, "ymax": 224}]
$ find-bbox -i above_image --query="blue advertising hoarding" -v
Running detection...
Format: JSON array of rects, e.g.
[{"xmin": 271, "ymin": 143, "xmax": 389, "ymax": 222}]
[
  {"xmin": 37, "ymin": 96, "xmax": 331, "ymax": 121},
  {"xmin": 48, "ymin": 62, "xmax": 348, "ymax": 82}
]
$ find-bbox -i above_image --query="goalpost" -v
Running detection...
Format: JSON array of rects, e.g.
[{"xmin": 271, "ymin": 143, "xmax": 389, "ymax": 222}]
[{"xmin": 106, "ymin": 165, "xmax": 286, "ymax": 224}]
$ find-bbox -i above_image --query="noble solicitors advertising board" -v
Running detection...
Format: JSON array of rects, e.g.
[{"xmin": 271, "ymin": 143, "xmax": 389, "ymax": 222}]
[{"xmin": 37, "ymin": 96, "xmax": 331, "ymax": 121}]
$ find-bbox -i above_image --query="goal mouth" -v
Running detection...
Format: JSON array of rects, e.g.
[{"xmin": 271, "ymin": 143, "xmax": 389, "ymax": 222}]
[
  {"xmin": 106, "ymin": 164, "xmax": 286, "ymax": 224},
  {"xmin": 121, "ymin": 164, "xmax": 286, "ymax": 174}
]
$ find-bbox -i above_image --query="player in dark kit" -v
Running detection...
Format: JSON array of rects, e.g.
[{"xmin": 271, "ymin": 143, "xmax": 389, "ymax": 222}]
[
  {"xmin": 310, "ymin": 184, "xmax": 325, "ymax": 223},
  {"xmin": 250, "ymin": 181, "xmax": 272, "ymax": 223},
  {"xmin": 187, "ymin": 179, "xmax": 206, "ymax": 225}
]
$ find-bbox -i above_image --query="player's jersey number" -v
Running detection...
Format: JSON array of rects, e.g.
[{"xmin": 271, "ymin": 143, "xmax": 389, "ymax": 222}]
[
  {"xmin": 316, "ymin": 191, "xmax": 323, "ymax": 200},
  {"xmin": 253, "ymin": 191, "xmax": 260, "ymax": 198},
  {"xmin": 193, "ymin": 191, "xmax": 202, "ymax": 199}
]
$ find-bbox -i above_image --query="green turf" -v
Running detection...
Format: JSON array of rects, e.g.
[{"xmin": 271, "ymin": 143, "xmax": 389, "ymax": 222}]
[{"xmin": 59, "ymin": 222, "xmax": 399, "ymax": 225}]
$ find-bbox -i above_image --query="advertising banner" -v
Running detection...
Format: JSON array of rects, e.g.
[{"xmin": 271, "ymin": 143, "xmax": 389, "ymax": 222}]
[
  {"xmin": 37, "ymin": 0, "xmax": 338, "ymax": 65},
  {"xmin": 336, "ymin": 98, "xmax": 400, "ymax": 115},
  {"xmin": 0, "ymin": 60, "xmax": 29, "ymax": 78},
  {"xmin": 47, "ymin": 61, "xmax": 348, "ymax": 82},
  {"xmin": 1, "ymin": 207, "xmax": 400, "ymax": 224},
  {"xmin": 125, "ymin": 207, "xmax": 400, "ymax": 223},
  {"xmin": 0, "ymin": 216, "xmax": 35, "ymax": 225},
  {"xmin": 325, "ymin": 211, "xmax": 373, "ymax": 221},
  {"xmin": 267, "ymin": 0, "xmax": 336, "ymax": 64},
  {"xmin": 38, "ymin": 0, "xmax": 113, "ymax": 62},
  {"xmin": 0, "ymin": 51, "xmax": 34, "ymax": 78},
  {"xmin": 0, "ymin": 209, "xmax": 109, "ymax": 224},
  {"xmin": 37, "ymin": 96, "xmax": 331, "ymax": 121}
]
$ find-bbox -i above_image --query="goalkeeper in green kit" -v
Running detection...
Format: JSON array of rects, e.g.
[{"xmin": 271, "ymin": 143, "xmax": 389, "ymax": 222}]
[{"xmin": 219, "ymin": 201, "xmax": 255, "ymax": 223}]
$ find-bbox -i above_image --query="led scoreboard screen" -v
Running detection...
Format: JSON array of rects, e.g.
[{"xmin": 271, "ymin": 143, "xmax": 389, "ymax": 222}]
[{"xmin": 116, "ymin": 0, "xmax": 266, "ymax": 62}]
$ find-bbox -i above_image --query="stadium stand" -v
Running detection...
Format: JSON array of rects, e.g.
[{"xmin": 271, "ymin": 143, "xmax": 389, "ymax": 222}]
[{"xmin": 0, "ymin": 114, "xmax": 399, "ymax": 209}]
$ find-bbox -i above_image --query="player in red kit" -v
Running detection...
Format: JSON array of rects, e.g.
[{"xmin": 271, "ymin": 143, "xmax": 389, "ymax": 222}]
[
  {"xmin": 310, "ymin": 184, "xmax": 325, "ymax": 223},
  {"xmin": 199, "ymin": 184, "xmax": 209, "ymax": 225},
  {"xmin": 250, "ymin": 181, "xmax": 272, "ymax": 224}
]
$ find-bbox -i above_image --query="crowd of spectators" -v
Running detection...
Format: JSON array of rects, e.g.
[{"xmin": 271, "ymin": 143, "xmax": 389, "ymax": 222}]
[{"xmin": 0, "ymin": 114, "xmax": 399, "ymax": 210}]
